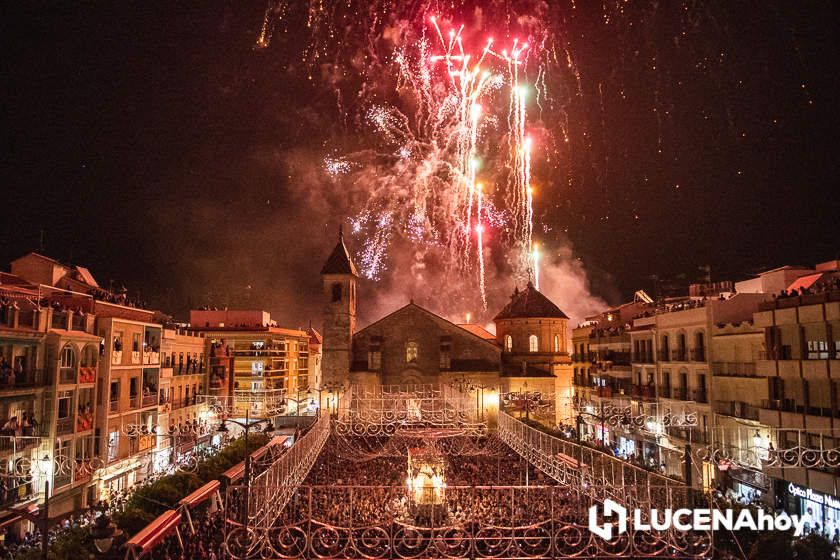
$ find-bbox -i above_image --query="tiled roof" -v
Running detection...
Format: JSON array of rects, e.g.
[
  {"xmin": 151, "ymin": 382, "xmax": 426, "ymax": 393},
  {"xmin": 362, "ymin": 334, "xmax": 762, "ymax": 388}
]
[
  {"xmin": 494, "ymin": 282, "xmax": 569, "ymax": 321},
  {"xmin": 456, "ymin": 323, "xmax": 497, "ymax": 341}
]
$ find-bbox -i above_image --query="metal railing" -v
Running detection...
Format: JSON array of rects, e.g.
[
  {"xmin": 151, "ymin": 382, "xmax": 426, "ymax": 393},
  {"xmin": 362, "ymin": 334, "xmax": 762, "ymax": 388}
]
[
  {"xmin": 498, "ymin": 412, "xmax": 686, "ymax": 509},
  {"xmin": 689, "ymin": 348, "xmax": 706, "ymax": 362},
  {"xmin": 239, "ymin": 412, "xmax": 331, "ymax": 528},
  {"xmin": 714, "ymin": 400, "xmax": 759, "ymax": 421}
]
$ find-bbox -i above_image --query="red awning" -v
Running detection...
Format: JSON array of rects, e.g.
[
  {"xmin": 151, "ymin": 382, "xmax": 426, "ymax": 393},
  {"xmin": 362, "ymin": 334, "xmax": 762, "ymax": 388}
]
[
  {"xmin": 0, "ymin": 514, "xmax": 22, "ymax": 529},
  {"xmin": 125, "ymin": 510, "xmax": 182, "ymax": 555},
  {"xmin": 177, "ymin": 480, "xmax": 220, "ymax": 509},
  {"xmin": 222, "ymin": 461, "xmax": 246, "ymax": 483},
  {"xmin": 556, "ymin": 452, "xmax": 580, "ymax": 469},
  {"xmin": 787, "ymin": 272, "xmax": 824, "ymax": 293}
]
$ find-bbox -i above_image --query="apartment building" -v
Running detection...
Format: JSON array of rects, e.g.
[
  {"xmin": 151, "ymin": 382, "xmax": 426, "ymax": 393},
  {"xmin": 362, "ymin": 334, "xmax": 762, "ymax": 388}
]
[
  {"xmin": 751, "ymin": 261, "xmax": 840, "ymax": 527},
  {"xmin": 189, "ymin": 309, "xmax": 313, "ymax": 420},
  {"xmin": 156, "ymin": 327, "xmax": 210, "ymax": 472}
]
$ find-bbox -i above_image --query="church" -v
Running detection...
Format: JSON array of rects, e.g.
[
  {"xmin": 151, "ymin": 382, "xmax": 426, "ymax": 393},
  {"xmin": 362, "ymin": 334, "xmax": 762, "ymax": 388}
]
[{"xmin": 319, "ymin": 232, "xmax": 574, "ymax": 421}]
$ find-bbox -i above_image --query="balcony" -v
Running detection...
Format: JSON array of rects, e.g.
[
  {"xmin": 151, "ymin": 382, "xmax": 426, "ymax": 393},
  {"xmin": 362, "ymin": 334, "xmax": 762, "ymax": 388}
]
[
  {"xmin": 79, "ymin": 366, "xmax": 96, "ymax": 384},
  {"xmin": 76, "ymin": 412, "xmax": 94, "ymax": 432},
  {"xmin": 689, "ymin": 348, "xmax": 706, "ymax": 362},
  {"xmin": 657, "ymin": 350, "xmax": 670, "ymax": 362},
  {"xmin": 670, "ymin": 349, "xmax": 687, "ymax": 362},
  {"xmin": 51, "ymin": 311, "xmax": 69, "ymax": 330},
  {"xmin": 629, "ymin": 384, "xmax": 656, "ymax": 400},
  {"xmin": 759, "ymin": 346, "xmax": 792, "ymax": 361},
  {"xmin": 631, "ymin": 353, "xmax": 654, "ymax": 364},
  {"xmin": 659, "ymin": 386, "xmax": 671, "ymax": 398},
  {"xmin": 59, "ymin": 368, "xmax": 76, "ymax": 385},
  {"xmin": 109, "ymin": 399, "xmax": 119, "ymax": 413},
  {"xmin": 131, "ymin": 351, "xmax": 140, "ymax": 365},
  {"xmin": 712, "ymin": 362, "xmax": 757, "ymax": 377},
  {"xmin": 71, "ymin": 313, "xmax": 86, "ymax": 332},
  {"xmin": 670, "ymin": 387, "xmax": 688, "ymax": 400},
  {"xmin": 691, "ymin": 389, "xmax": 708, "ymax": 404},
  {"xmin": 714, "ymin": 400, "xmax": 759, "ymax": 421},
  {"xmin": 0, "ymin": 431, "xmax": 42, "ymax": 453},
  {"xmin": 595, "ymin": 386, "xmax": 613, "ymax": 398},
  {"xmin": 129, "ymin": 395, "xmax": 140, "ymax": 409},
  {"xmin": 142, "ymin": 394, "xmax": 157, "ymax": 408},
  {"xmin": 111, "ymin": 350, "xmax": 123, "ymax": 365},
  {"xmin": 0, "ymin": 481, "xmax": 33, "ymax": 509},
  {"xmin": 74, "ymin": 460, "xmax": 95, "ymax": 483},
  {"xmin": 143, "ymin": 351, "xmax": 160, "ymax": 365},
  {"xmin": 56, "ymin": 416, "xmax": 74, "ymax": 435},
  {"xmin": 0, "ymin": 369, "xmax": 42, "ymax": 392}
]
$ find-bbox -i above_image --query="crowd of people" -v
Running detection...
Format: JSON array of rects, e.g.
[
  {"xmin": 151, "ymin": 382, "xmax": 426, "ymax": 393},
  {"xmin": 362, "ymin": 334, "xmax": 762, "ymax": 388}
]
[
  {"xmin": 0, "ymin": 354, "xmax": 25, "ymax": 387},
  {"xmin": 274, "ymin": 436, "xmax": 580, "ymax": 532},
  {"xmin": 0, "ymin": 411, "xmax": 39, "ymax": 439},
  {"xmin": 0, "ymin": 493, "xmax": 129, "ymax": 559}
]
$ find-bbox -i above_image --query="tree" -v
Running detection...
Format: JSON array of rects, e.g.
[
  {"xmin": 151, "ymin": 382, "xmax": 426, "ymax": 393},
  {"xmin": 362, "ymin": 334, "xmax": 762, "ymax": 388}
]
[
  {"xmin": 791, "ymin": 533, "xmax": 834, "ymax": 560},
  {"xmin": 748, "ymin": 530, "xmax": 794, "ymax": 560}
]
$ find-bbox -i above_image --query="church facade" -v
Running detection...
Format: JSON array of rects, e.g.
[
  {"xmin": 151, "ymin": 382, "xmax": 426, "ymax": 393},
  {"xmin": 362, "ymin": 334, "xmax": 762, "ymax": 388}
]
[{"xmin": 319, "ymin": 233, "xmax": 574, "ymax": 422}]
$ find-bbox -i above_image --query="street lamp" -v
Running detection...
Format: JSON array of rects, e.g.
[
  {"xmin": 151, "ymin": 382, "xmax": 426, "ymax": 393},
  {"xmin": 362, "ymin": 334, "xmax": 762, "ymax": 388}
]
[{"xmin": 215, "ymin": 408, "xmax": 274, "ymax": 536}]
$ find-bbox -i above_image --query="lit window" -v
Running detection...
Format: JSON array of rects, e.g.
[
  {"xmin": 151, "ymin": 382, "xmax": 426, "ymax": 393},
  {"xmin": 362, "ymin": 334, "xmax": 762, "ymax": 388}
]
[
  {"xmin": 406, "ymin": 341, "xmax": 418, "ymax": 363},
  {"xmin": 553, "ymin": 335, "xmax": 560, "ymax": 353},
  {"xmin": 504, "ymin": 335, "xmax": 513, "ymax": 352},
  {"xmin": 529, "ymin": 335, "xmax": 538, "ymax": 352}
]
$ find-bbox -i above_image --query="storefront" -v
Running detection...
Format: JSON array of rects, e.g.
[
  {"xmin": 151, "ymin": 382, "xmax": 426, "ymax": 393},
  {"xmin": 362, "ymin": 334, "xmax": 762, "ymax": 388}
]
[{"xmin": 782, "ymin": 481, "xmax": 840, "ymax": 538}]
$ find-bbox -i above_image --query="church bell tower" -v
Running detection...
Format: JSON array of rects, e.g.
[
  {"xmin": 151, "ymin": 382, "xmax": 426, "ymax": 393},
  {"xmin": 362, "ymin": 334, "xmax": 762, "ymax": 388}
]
[{"xmin": 320, "ymin": 228, "xmax": 358, "ymax": 389}]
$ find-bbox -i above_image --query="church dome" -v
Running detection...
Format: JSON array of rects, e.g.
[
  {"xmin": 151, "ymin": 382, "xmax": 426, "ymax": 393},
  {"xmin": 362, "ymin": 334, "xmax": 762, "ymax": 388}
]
[{"xmin": 493, "ymin": 281, "xmax": 568, "ymax": 321}]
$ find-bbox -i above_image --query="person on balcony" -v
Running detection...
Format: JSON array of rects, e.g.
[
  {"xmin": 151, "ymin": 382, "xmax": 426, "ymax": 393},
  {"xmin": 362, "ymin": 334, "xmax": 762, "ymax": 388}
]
[{"xmin": 1, "ymin": 417, "xmax": 19, "ymax": 436}]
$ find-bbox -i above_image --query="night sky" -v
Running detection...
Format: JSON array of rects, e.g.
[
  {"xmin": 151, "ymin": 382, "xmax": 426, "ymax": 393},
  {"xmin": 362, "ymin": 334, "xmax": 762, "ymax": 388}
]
[{"xmin": 1, "ymin": 2, "xmax": 837, "ymax": 327}]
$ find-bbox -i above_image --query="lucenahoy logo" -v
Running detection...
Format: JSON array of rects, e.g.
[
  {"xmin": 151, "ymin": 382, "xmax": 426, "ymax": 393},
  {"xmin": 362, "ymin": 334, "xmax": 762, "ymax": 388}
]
[{"xmin": 588, "ymin": 498, "xmax": 807, "ymax": 540}]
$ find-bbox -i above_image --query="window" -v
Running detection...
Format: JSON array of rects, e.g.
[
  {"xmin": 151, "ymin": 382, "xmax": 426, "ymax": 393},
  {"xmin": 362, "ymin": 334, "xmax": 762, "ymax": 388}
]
[
  {"xmin": 113, "ymin": 332, "xmax": 123, "ymax": 352},
  {"xmin": 331, "ymin": 283, "xmax": 342, "ymax": 302},
  {"xmin": 108, "ymin": 430, "xmax": 119, "ymax": 462},
  {"xmin": 57, "ymin": 391, "xmax": 73, "ymax": 419},
  {"xmin": 406, "ymin": 341, "xmax": 418, "ymax": 363},
  {"xmin": 60, "ymin": 345, "xmax": 76, "ymax": 382},
  {"xmin": 368, "ymin": 338, "xmax": 382, "ymax": 370},
  {"xmin": 60, "ymin": 345, "xmax": 76, "ymax": 368},
  {"xmin": 529, "ymin": 335, "xmax": 538, "ymax": 353},
  {"xmin": 504, "ymin": 335, "xmax": 513, "ymax": 352},
  {"xmin": 807, "ymin": 340, "xmax": 829, "ymax": 360},
  {"xmin": 132, "ymin": 333, "xmax": 141, "ymax": 352},
  {"xmin": 252, "ymin": 361, "xmax": 264, "ymax": 375},
  {"xmin": 439, "ymin": 337, "xmax": 452, "ymax": 370},
  {"xmin": 553, "ymin": 334, "xmax": 560, "ymax": 353}
]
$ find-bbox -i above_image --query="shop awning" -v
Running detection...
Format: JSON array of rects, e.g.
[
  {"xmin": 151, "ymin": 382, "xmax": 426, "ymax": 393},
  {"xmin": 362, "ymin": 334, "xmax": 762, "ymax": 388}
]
[
  {"xmin": 177, "ymin": 480, "xmax": 220, "ymax": 509},
  {"xmin": 556, "ymin": 452, "xmax": 580, "ymax": 469},
  {"xmin": 786, "ymin": 272, "xmax": 824, "ymax": 293},
  {"xmin": 221, "ymin": 460, "xmax": 246, "ymax": 483},
  {"xmin": 0, "ymin": 513, "xmax": 22, "ymax": 529},
  {"xmin": 125, "ymin": 509, "xmax": 181, "ymax": 557}
]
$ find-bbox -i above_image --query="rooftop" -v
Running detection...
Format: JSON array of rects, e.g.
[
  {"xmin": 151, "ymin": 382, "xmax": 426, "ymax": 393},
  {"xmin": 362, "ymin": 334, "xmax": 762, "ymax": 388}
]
[
  {"xmin": 321, "ymin": 231, "xmax": 359, "ymax": 276},
  {"xmin": 494, "ymin": 282, "xmax": 568, "ymax": 321}
]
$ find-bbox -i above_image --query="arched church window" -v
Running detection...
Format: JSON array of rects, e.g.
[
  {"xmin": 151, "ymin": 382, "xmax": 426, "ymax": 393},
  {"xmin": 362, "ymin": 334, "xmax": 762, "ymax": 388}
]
[
  {"xmin": 504, "ymin": 335, "xmax": 513, "ymax": 352},
  {"xmin": 529, "ymin": 335, "xmax": 538, "ymax": 353},
  {"xmin": 406, "ymin": 341, "xmax": 418, "ymax": 363},
  {"xmin": 553, "ymin": 334, "xmax": 560, "ymax": 353},
  {"xmin": 331, "ymin": 283, "xmax": 342, "ymax": 302}
]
